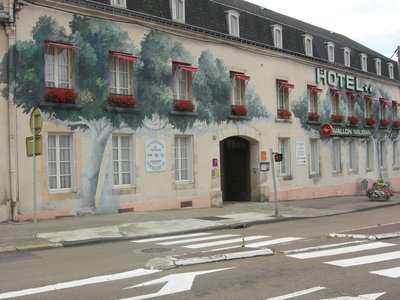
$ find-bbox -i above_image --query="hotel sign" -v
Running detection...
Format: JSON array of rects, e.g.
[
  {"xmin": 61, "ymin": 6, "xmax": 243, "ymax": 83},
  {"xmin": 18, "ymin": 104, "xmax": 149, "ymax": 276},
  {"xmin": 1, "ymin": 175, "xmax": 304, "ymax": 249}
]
[
  {"xmin": 316, "ymin": 68, "xmax": 372, "ymax": 94},
  {"xmin": 320, "ymin": 123, "xmax": 372, "ymax": 138},
  {"xmin": 146, "ymin": 139, "xmax": 166, "ymax": 172}
]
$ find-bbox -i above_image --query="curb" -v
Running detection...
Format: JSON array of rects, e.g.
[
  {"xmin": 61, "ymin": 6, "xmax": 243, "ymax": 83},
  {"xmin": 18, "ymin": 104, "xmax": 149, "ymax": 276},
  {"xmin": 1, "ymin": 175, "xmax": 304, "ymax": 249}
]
[
  {"xmin": 329, "ymin": 232, "xmax": 400, "ymax": 240},
  {"xmin": 0, "ymin": 243, "xmax": 63, "ymax": 253}
]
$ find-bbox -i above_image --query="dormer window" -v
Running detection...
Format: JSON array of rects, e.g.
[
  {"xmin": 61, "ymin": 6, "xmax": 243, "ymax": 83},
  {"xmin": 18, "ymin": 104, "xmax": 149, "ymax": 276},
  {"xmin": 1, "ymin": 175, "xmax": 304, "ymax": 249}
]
[
  {"xmin": 360, "ymin": 53, "xmax": 368, "ymax": 71},
  {"xmin": 170, "ymin": 0, "xmax": 185, "ymax": 23},
  {"xmin": 388, "ymin": 63, "xmax": 394, "ymax": 79},
  {"xmin": 271, "ymin": 24, "xmax": 283, "ymax": 49},
  {"xmin": 303, "ymin": 34, "xmax": 313, "ymax": 57},
  {"xmin": 374, "ymin": 58, "xmax": 381, "ymax": 75},
  {"xmin": 110, "ymin": 0, "xmax": 126, "ymax": 8},
  {"xmin": 325, "ymin": 42, "xmax": 335, "ymax": 62},
  {"xmin": 342, "ymin": 47, "xmax": 351, "ymax": 67},
  {"xmin": 226, "ymin": 10, "xmax": 240, "ymax": 37}
]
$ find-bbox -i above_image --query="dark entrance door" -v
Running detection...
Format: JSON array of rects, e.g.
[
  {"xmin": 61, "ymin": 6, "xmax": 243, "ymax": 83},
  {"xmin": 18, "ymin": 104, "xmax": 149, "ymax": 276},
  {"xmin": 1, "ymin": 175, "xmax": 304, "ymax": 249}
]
[{"xmin": 221, "ymin": 137, "xmax": 251, "ymax": 202}]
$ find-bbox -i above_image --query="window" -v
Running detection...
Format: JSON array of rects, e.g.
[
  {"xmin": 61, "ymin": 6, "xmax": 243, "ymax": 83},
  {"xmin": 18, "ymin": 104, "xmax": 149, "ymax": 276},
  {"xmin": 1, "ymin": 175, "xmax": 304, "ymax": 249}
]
[
  {"xmin": 374, "ymin": 58, "xmax": 381, "ymax": 75},
  {"xmin": 379, "ymin": 140, "xmax": 387, "ymax": 170},
  {"xmin": 276, "ymin": 80, "xmax": 294, "ymax": 112},
  {"xmin": 173, "ymin": 62, "xmax": 197, "ymax": 101},
  {"xmin": 230, "ymin": 71, "xmax": 250, "ymax": 106},
  {"xmin": 48, "ymin": 134, "xmax": 73, "ymax": 191},
  {"xmin": 393, "ymin": 140, "xmax": 399, "ymax": 169},
  {"xmin": 393, "ymin": 101, "xmax": 398, "ymax": 121},
  {"xmin": 366, "ymin": 139, "xmax": 374, "ymax": 171},
  {"xmin": 348, "ymin": 139, "xmax": 357, "ymax": 172},
  {"xmin": 364, "ymin": 96, "xmax": 375, "ymax": 118},
  {"xmin": 343, "ymin": 47, "xmax": 351, "ymax": 67},
  {"xmin": 309, "ymin": 139, "xmax": 320, "ymax": 175},
  {"xmin": 347, "ymin": 93, "xmax": 356, "ymax": 117},
  {"xmin": 325, "ymin": 42, "xmax": 335, "ymax": 62},
  {"xmin": 112, "ymin": 135, "xmax": 132, "ymax": 187},
  {"xmin": 360, "ymin": 53, "xmax": 368, "ymax": 71},
  {"xmin": 331, "ymin": 90, "xmax": 342, "ymax": 116},
  {"xmin": 109, "ymin": 52, "xmax": 137, "ymax": 95},
  {"xmin": 175, "ymin": 136, "xmax": 194, "ymax": 182},
  {"xmin": 380, "ymin": 99, "xmax": 387, "ymax": 120},
  {"xmin": 388, "ymin": 63, "xmax": 394, "ymax": 79},
  {"xmin": 332, "ymin": 139, "xmax": 341, "ymax": 173},
  {"xmin": 170, "ymin": 0, "xmax": 185, "ymax": 22},
  {"xmin": 303, "ymin": 34, "xmax": 313, "ymax": 57},
  {"xmin": 226, "ymin": 10, "xmax": 240, "ymax": 37},
  {"xmin": 271, "ymin": 24, "xmax": 283, "ymax": 49},
  {"xmin": 45, "ymin": 42, "xmax": 74, "ymax": 88},
  {"xmin": 110, "ymin": 0, "xmax": 126, "ymax": 8},
  {"xmin": 278, "ymin": 138, "xmax": 291, "ymax": 176}
]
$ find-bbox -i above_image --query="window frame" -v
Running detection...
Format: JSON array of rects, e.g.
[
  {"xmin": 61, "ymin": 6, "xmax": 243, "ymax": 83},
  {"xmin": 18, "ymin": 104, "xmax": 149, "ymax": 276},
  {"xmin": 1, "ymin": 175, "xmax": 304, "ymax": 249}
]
[
  {"xmin": 309, "ymin": 139, "xmax": 320, "ymax": 175},
  {"xmin": 332, "ymin": 139, "xmax": 341, "ymax": 173},
  {"xmin": 379, "ymin": 139, "xmax": 387, "ymax": 170},
  {"xmin": 360, "ymin": 53, "xmax": 368, "ymax": 71},
  {"xmin": 393, "ymin": 102, "xmax": 398, "ymax": 121},
  {"xmin": 348, "ymin": 139, "xmax": 358, "ymax": 172},
  {"xmin": 347, "ymin": 94, "xmax": 356, "ymax": 117},
  {"xmin": 342, "ymin": 47, "xmax": 351, "ymax": 67},
  {"xmin": 278, "ymin": 138, "xmax": 291, "ymax": 177},
  {"xmin": 230, "ymin": 72, "xmax": 248, "ymax": 106},
  {"xmin": 112, "ymin": 134, "xmax": 134, "ymax": 188},
  {"xmin": 271, "ymin": 24, "xmax": 283, "ymax": 49},
  {"xmin": 331, "ymin": 93, "xmax": 341, "ymax": 116},
  {"xmin": 173, "ymin": 62, "xmax": 195, "ymax": 101},
  {"xmin": 276, "ymin": 80, "xmax": 293, "ymax": 112},
  {"xmin": 303, "ymin": 34, "xmax": 313, "ymax": 57},
  {"xmin": 366, "ymin": 139, "xmax": 374, "ymax": 171},
  {"xmin": 170, "ymin": 0, "xmax": 185, "ymax": 23},
  {"xmin": 374, "ymin": 58, "xmax": 382, "ymax": 76},
  {"xmin": 45, "ymin": 43, "xmax": 73, "ymax": 89},
  {"xmin": 109, "ymin": 53, "xmax": 134, "ymax": 96},
  {"xmin": 393, "ymin": 140, "xmax": 400, "ymax": 169},
  {"xmin": 365, "ymin": 98, "xmax": 374, "ymax": 118},
  {"xmin": 226, "ymin": 10, "xmax": 240, "ymax": 37},
  {"xmin": 110, "ymin": 0, "xmax": 126, "ymax": 8},
  {"xmin": 325, "ymin": 42, "xmax": 335, "ymax": 62},
  {"xmin": 380, "ymin": 100, "xmax": 387, "ymax": 120},
  {"xmin": 388, "ymin": 63, "xmax": 394, "ymax": 79},
  {"xmin": 174, "ymin": 135, "xmax": 194, "ymax": 183}
]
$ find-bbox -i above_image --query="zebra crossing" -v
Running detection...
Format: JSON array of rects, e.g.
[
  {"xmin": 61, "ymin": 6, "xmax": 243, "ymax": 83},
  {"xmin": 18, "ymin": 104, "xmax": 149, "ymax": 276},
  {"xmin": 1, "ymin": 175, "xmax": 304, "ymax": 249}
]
[
  {"xmin": 286, "ymin": 241, "xmax": 400, "ymax": 279},
  {"xmin": 132, "ymin": 232, "xmax": 302, "ymax": 252}
]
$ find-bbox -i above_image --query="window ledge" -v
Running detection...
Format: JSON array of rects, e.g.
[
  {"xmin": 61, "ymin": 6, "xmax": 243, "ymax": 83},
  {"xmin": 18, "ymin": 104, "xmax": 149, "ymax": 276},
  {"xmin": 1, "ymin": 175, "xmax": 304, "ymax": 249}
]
[
  {"xmin": 309, "ymin": 173, "xmax": 321, "ymax": 178},
  {"xmin": 169, "ymin": 110, "xmax": 199, "ymax": 118},
  {"xmin": 307, "ymin": 120, "xmax": 321, "ymax": 125},
  {"xmin": 106, "ymin": 105, "xmax": 138, "ymax": 114},
  {"xmin": 174, "ymin": 183, "xmax": 196, "ymax": 190},
  {"xmin": 39, "ymin": 102, "xmax": 82, "ymax": 110},
  {"xmin": 279, "ymin": 175, "xmax": 292, "ymax": 181},
  {"xmin": 275, "ymin": 117, "xmax": 293, "ymax": 123}
]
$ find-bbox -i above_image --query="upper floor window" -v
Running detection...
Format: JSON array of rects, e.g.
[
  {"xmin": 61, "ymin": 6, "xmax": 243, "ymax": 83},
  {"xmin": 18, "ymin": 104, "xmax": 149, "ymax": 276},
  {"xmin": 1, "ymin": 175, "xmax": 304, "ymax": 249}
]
[
  {"xmin": 271, "ymin": 24, "xmax": 283, "ymax": 49},
  {"xmin": 303, "ymin": 34, "xmax": 313, "ymax": 57},
  {"xmin": 170, "ymin": 0, "xmax": 185, "ymax": 23},
  {"xmin": 325, "ymin": 42, "xmax": 335, "ymax": 62},
  {"xmin": 173, "ymin": 62, "xmax": 197, "ymax": 101},
  {"xmin": 230, "ymin": 71, "xmax": 250, "ymax": 106},
  {"xmin": 110, "ymin": 0, "xmax": 126, "ymax": 8},
  {"xmin": 45, "ymin": 41, "xmax": 75, "ymax": 89},
  {"xmin": 346, "ymin": 92, "xmax": 357, "ymax": 117},
  {"xmin": 226, "ymin": 10, "xmax": 240, "ymax": 37},
  {"xmin": 307, "ymin": 85, "xmax": 322, "ymax": 119},
  {"xmin": 364, "ymin": 96, "xmax": 376, "ymax": 119},
  {"xmin": 330, "ymin": 89, "xmax": 343, "ymax": 117},
  {"xmin": 360, "ymin": 53, "xmax": 368, "ymax": 71},
  {"xmin": 374, "ymin": 58, "xmax": 382, "ymax": 75},
  {"xmin": 393, "ymin": 101, "xmax": 398, "ymax": 121},
  {"xmin": 388, "ymin": 63, "xmax": 394, "ymax": 79},
  {"xmin": 109, "ymin": 51, "xmax": 138, "ymax": 96},
  {"xmin": 276, "ymin": 79, "xmax": 294, "ymax": 116},
  {"xmin": 342, "ymin": 47, "xmax": 351, "ymax": 67}
]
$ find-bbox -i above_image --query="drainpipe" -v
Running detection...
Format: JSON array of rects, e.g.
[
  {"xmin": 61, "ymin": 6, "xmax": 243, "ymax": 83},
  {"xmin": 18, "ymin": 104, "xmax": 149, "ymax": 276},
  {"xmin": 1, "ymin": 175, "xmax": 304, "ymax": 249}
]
[
  {"xmin": 397, "ymin": 46, "xmax": 400, "ymax": 75},
  {"xmin": 5, "ymin": 0, "xmax": 18, "ymax": 221}
]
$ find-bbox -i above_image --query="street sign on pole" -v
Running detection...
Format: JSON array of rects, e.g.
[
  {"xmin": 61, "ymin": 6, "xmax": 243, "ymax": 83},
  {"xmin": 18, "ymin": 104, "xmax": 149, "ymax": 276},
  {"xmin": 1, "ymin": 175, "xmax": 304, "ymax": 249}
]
[
  {"xmin": 270, "ymin": 149, "xmax": 279, "ymax": 217},
  {"xmin": 29, "ymin": 108, "xmax": 43, "ymax": 135}
]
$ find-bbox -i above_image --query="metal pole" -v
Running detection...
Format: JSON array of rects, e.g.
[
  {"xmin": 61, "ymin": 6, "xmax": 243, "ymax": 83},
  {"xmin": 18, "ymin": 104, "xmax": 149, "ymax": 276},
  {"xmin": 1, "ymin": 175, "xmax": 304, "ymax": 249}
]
[
  {"xmin": 270, "ymin": 149, "xmax": 279, "ymax": 216},
  {"xmin": 32, "ymin": 124, "xmax": 37, "ymax": 238}
]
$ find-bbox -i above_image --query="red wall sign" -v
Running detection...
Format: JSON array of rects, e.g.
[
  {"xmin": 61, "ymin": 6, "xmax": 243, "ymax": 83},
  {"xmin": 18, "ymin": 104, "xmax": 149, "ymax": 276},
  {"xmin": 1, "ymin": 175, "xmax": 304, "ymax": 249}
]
[{"xmin": 320, "ymin": 123, "xmax": 334, "ymax": 137}]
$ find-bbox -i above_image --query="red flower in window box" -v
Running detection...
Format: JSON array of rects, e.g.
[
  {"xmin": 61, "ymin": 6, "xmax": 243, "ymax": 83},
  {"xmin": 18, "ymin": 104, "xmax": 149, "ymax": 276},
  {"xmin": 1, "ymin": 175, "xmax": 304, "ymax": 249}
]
[
  {"xmin": 45, "ymin": 87, "xmax": 78, "ymax": 103},
  {"xmin": 308, "ymin": 112, "xmax": 320, "ymax": 121},
  {"xmin": 393, "ymin": 120, "xmax": 400, "ymax": 128},
  {"xmin": 331, "ymin": 114, "xmax": 344, "ymax": 123},
  {"xmin": 347, "ymin": 116, "xmax": 360, "ymax": 125},
  {"xmin": 380, "ymin": 119, "xmax": 390, "ymax": 127},
  {"xmin": 231, "ymin": 105, "xmax": 248, "ymax": 116},
  {"xmin": 277, "ymin": 109, "xmax": 292, "ymax": 119},
  {"xmin": 365, "ymin": 117, "xmax": 376, "ymax": 126},
  {"xmin": 108, "ymin": 94, "xmax": 138, "ymax": 108},
  {"xmin": 174, "ymin": 100, "xmax": 195, "ymax": 112}
]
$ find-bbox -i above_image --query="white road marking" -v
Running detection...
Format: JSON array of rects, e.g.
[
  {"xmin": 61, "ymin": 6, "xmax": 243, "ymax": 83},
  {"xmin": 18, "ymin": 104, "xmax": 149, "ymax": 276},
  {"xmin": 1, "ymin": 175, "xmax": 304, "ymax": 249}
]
[
  {"xmin": 266, "ymin": 286, "xmax": 326, "ymax": 300},
  {"xmin": 246, "ymin": 237, "xmax": 303, "ymax": 248},
  {"xmin": 131, "ymin": 232, "xmax": 211, "ymax": 243},
  {"xmin": 158, "ymin": 234, "xmax": 240, "ymax": 245},
  {"xmin": 326, "ymin": 250, "xmax": 400, "ymax": 267},
  {"xmin": 287, "ymin": 242, "xmax": 395, "ymax": 259},
  {"xmin": 0, "ymin": 268, "xmax": 160, "ymax": 299},
  {"xmin": 321, "ymin": 292, "xmax": 386, "ymax": 299},
  {"xmin": 370, "ymin": 266, "xmax": 400, "ymax": 278},
  {"xmin": 184, "ymin": 236, "xmax": 267, "ymax": 249}
]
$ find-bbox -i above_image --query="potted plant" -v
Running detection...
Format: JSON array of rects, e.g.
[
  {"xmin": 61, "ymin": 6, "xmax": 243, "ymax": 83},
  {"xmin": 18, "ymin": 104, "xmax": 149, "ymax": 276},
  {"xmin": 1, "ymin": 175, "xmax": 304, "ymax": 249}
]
[
  {"xmin": 108, "ymin": 94, "xmax": 138, "ymax": 108},
  {"xmin": 174, "ymin": 100, "xmax": 195, "ymax": 112},
  {"xmin": 231, "ymin": 105, "xmax": 248, "ymax": 116},
  {"xmin": 366, "ymin": 179, "xmax": 394, "ymax": 201},
  {"xmin": 393, "ymin": 120, "xmax": 400, "ymax": 128},
  {"xmin": 365, "ymin": 117, "xmax": 376, "ymax": 126},
  {"xmin": 45, "ymin": 87, "xmax": 79, "ymax": 103},
  {"xmin": 347, "ymin": 115, "xmax": 360, "ymax": 125},
  {"xmin": 331, "ymin": 114, "xmax": 343, "ymax": 123},
  {"xmin": 380, "ymin": 119, "xmax": 390, "ymax": 127},
  {"xmin": 277, "ymin": 109, "xmax": 292, "ymax": 119},
  {"xmin": 308, "ymin": 112, "xmax": 320, "ymax": 121}
]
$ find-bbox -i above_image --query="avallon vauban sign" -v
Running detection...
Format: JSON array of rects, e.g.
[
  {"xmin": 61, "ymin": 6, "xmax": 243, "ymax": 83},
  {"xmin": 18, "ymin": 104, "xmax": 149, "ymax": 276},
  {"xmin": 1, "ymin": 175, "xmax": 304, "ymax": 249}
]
[{"xmin": 320, "ymin": 123, "xmax": 372, "ymax": 138}]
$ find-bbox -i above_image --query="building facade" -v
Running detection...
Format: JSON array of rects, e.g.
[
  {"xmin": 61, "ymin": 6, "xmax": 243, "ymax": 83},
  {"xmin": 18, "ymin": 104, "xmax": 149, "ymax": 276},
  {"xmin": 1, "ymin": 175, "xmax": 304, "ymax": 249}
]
[{"xmin": 1, "ymin": 0, "xmax": 399, "ymax": 221}]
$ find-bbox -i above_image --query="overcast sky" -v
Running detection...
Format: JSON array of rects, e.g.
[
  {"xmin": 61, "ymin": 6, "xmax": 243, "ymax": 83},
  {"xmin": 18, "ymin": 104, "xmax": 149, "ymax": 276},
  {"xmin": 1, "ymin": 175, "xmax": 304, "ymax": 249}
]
[{"xmin": 246, "ymin": 0, "xmax": 400, "ymax": 60}]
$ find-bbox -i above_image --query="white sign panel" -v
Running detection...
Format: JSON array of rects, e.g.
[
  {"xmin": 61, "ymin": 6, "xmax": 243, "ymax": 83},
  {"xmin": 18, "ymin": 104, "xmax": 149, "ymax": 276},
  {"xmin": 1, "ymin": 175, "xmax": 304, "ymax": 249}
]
[
  {"xmin": 296, "ymin": 141, "xmax": 306, "ymax": 165},
  {"xmin": 146, "ymin": 139, "xmax": 166, "ymax": 172}
]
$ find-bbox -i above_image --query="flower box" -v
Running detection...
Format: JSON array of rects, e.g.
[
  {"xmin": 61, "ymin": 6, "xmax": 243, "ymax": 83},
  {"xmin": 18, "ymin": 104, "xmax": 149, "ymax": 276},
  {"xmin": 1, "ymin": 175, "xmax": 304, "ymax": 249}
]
[
  {"xmin": 366, "ymin": 179, "xmax": 394, "ymax": 201},
  {"xmin": 108, "ymin": 94, "xmax": 138, "ymax": 108},
  {"xmin": 347, "ymin": 116, "xmax": 360, "ymax": 125},
  {"xmin": 331, "ymin": 114, "xmax": 344, "ymax": 123},
  {"xmin": 174, "ymin": 100, "xmax": 195, "ymax": 112},
  {"xmin": 231, "ymin": 105, "xmax": 248, "ymax": 116},
  {"xmin": 308, "ymin": 112, "xmax": 320, "ymax": 121},
  {"xmin": 380, "ymin": 119, "xmax": 390, "ymax": 127},
  {"xmin": 277, "ymin": 109, "xmax": 292, "ymax": 119},
  {"xmin": 365, "ymin": 117, "xmax": 376, "ymax": 126},
  {"xmin": 393, "ymin": 120, "xmax": 400, "ymax": 128},
  {"xmin": 45, "ymin": 87, "xmax": 78, "ymax": 103}
]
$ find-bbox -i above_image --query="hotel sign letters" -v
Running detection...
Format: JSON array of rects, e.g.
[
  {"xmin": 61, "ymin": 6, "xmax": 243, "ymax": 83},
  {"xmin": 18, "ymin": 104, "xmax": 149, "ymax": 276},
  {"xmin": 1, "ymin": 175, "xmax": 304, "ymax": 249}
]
[
  {"xmin": 316, "ymin": 68, "xmax": 372, "ymax": 94},
  {"xmin": 320, "ymin": 123, "xmax": 372, "ymax": 138}
]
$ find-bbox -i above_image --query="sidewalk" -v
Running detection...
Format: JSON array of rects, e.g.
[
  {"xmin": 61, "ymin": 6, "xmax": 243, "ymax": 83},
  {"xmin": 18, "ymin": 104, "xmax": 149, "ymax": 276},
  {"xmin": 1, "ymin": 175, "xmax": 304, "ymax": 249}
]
[{"xmin": 1, "ymin": 195, "xmax": 399, "ymax": 253}]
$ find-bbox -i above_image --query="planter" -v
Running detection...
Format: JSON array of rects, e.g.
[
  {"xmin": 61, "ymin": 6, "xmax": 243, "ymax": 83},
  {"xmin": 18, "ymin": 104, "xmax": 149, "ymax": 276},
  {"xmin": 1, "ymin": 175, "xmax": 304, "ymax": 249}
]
[
  {"xmin": 368, "ymin": 195, "xmax": 390, "ymax": 201},
  {"xmin": 331, "ymin": 114, "xmax": 344, "ymax": 123},
  {"xmin": 277, "ymin": 109, "xmax": 292, "ymax": 119},
  {"xmin": 45, "ymin": 87, "xmax": 78, "ymax": 103},
  {"xmin": 347, "ymin": 116, "xmax": 360, "ymax": 125},
  {"xmin": 366, "ymin": 179, "xmax": 393, "ymax": 202},
  {"xmin": 174, "ymin": 100, "xmax": 195, "ymax": 112},
  {"xmin": 108, "ymin": 94, "xmax": 138, "ymax": 108},
  {"xmin": 231, "ymin": 105, "xmax": 248, "ymax": 116},
  {"xmin": 308, "ymin": 112, "xmax": 320, "ymax": 122},
  {"xmin": 365, "ymin": 117, "xmax": 376, "ymax": 126}
]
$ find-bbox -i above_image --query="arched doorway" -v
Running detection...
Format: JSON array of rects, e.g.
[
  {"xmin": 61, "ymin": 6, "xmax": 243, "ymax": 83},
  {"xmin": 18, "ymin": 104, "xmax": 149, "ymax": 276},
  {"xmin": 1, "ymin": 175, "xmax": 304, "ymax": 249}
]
[{"xmin": 220, "ymin": 136, "xmax": 251, "ymax": 201}]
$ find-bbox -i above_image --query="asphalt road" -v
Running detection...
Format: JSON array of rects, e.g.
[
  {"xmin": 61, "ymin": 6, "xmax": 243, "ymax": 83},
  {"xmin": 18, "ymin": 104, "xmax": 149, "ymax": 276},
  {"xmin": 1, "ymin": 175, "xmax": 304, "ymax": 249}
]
[{"xmin": 1, "ymin": 205, "xmax": 400, "ymax": 299}]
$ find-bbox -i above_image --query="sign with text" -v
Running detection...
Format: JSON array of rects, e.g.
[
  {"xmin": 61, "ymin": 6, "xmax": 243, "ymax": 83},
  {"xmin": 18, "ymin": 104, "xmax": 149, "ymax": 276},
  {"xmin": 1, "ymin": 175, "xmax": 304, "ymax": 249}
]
[
  {"xmin": 296, "ymin": 141, "xmax": 306, "ymax": 165},
  {"xmin": 146, "ymin": 139, "xmax": 166, "ymax": 172},
  {"xmin": 319, "ymin": 124, "xmax": 372, "ymax": 138}
]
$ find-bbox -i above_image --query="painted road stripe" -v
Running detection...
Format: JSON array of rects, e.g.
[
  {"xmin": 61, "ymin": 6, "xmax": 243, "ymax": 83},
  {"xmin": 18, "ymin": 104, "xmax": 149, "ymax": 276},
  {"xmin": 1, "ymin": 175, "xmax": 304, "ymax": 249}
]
[
  {"xmin": 158, "ymin": 234, "xmax": 240, "ymax": 245},
  {"xmin": 287, "ymin": 242, "xmax": 395, "ymax": 260},
  {"xmin": 326, "ymin": 250, "xmax": 400, "ymax": 267},
  {"xmin": 370, "ymin": 266, "xmax": 400, "ymax": 278},
  {"xmin": 184, "ymin": 236, "xmax": 267, "ymax": 249},
  {"xmin": 0, "ymin": 268, "xmax": 160, "ymax": 299},
  {"xmin": 132, "ymin": 232, "xmax": 211, "ymax": 243},
  {"xmin": 266, "ymin": 286, "xmax": 326, "ymax": 300},
  {"xmin": 246, "ymin": 237, "xmax": 303, "ymax": 248}
]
